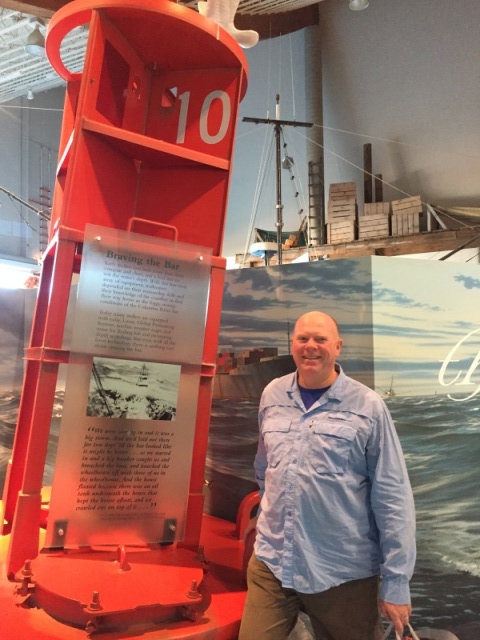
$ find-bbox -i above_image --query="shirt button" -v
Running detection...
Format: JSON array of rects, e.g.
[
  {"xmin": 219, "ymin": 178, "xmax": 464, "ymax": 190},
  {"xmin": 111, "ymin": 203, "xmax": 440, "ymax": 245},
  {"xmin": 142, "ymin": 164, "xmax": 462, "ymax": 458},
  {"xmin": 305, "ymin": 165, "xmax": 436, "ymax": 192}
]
[{"xmin": 287, "ymin": 511, "xmax": 292, "ymax": 517}]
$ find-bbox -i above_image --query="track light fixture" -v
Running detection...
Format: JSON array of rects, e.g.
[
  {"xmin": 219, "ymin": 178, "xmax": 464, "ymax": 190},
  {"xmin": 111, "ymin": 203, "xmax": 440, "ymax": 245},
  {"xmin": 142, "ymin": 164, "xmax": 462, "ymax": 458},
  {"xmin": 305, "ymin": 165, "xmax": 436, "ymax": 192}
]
[{"xmin": 349, "ymin": 0, "xmax": 369, "ymax": 10}]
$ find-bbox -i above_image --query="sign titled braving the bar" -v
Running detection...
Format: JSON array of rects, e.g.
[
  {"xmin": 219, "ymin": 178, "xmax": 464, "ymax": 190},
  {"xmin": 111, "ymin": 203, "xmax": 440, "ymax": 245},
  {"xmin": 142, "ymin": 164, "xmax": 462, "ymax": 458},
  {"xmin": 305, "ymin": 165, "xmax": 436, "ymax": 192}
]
[{"xmin": 45, "ymin": 225, "xmax": 211, "ymax": 549}]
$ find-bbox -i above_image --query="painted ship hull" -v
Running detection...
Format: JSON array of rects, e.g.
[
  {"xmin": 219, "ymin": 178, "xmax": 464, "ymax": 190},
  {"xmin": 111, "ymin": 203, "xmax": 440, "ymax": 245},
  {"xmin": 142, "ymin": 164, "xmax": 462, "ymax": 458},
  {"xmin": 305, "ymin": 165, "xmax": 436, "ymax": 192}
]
[{"xmin": 213, "ymin": 355, "xmax": 296, "ymax": 399}]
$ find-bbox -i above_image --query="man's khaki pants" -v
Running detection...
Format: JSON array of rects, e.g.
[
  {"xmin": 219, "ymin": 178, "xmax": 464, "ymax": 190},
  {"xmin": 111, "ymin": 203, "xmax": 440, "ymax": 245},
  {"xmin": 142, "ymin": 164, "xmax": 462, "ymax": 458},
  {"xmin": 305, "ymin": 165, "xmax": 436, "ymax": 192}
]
[{"xmin": 239, "ymin": 555, "xmax": 384, "ymax": 640}]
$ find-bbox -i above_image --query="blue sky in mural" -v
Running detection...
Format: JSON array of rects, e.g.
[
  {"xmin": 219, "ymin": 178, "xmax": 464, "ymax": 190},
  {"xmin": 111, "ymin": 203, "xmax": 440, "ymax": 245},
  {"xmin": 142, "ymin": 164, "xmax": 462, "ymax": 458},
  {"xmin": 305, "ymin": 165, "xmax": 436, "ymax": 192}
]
[
  {"xmin": 219, "ymin": 256, "xmax": 480, "ymax": 397},
  {"xmin": 371, "ymin": 257, "xmax": 480, "ymax": 398}
]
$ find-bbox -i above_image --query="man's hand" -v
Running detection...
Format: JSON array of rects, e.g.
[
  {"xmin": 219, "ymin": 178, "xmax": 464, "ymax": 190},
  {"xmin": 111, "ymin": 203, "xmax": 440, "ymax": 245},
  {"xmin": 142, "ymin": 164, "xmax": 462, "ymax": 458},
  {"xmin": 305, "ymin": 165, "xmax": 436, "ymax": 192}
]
[{"xmin": 379, "ymin": 600, "xmax": 411, "ymax": 637}]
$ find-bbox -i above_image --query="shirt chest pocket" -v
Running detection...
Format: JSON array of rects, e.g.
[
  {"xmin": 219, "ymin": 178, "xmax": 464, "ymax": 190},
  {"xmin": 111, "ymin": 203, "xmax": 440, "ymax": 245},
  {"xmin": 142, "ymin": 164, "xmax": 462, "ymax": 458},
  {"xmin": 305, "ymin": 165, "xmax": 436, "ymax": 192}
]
[
  {"xmin": 262, "ymin": 420, "xmax": 292, "ymax": 468},
  {"xmin": 309, "ymin": 415, "xmax": 357, "ymax": 475}
]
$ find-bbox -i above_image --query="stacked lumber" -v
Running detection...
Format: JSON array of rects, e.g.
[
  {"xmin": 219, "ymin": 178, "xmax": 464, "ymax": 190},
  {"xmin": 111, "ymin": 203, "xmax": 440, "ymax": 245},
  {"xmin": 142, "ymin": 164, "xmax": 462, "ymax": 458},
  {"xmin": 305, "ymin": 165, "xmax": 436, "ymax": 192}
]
[
  {"xmin": 391, "ymin": 196, "xmax": 422, "ymax": 236},
  {"xmin": 283, "ymin": 234, "xmax": 297, "ymax": 249},
  {"xmin": 327, "ymin": 182, "xmax": 357, "ymax": 244},
  {"xmin": 358, "ymin": 201, "xmax": 390, "ymax": 239}
]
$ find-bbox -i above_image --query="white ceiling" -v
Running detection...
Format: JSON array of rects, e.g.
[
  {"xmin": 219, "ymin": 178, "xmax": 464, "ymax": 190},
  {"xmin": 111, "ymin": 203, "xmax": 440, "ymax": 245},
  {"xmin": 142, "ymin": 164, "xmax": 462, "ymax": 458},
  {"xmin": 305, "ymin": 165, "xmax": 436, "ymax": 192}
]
[{"xmin": 0, "ymin": 0, "xmax": 321, "ymax": 104}]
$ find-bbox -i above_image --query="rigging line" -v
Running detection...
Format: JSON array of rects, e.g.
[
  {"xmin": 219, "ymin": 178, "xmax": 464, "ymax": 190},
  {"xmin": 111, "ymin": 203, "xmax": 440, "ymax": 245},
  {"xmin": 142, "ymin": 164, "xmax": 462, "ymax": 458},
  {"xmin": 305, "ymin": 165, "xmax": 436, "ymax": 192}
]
[
  {"xmin": 312, "ymin": 123, "xmax": 480, "ymax": 161},
  {"xmin": 236, "ymin": 126, "xmax": 266, "ymax": 140},
  {"xmin": 430, "ymin": 204, "xmax": 479, "ymax": 229},
  {"xmin": 3, "ymin": 194, "xmax": 39, "ymax": 234},
  {"xmin": 242, "ymin": 135, "xmax": 275, "ymax": 264},
  {"xmin": 465, "ymin": 249, "xmax": 480, "ymax": 263},
  {"xmin": 439, "ymin": 231, "xmax": 480, "ymax": 261},
  {"xmin": 294, "ymin": 128, "xmax": 478, "ymax": 231},
  {"xmin": 281, "ymin": 128, "xmax": 307, "ymax": 212},
  {"xmin": 241, "ymin": 129, "xmax": 275, "ymax": 266},
  {"xmin": 280, "ymin": 128, "xmax": 306, "ymax": 215},
  {"xmin": 0, "ymin": 105, "xmax": 64, "ymax": 112},
  {"xmin": 0, "ymin": 184, "xmax": 50, "ymax": 221},
  {"xmin": 289, "ymin": 32, "xmax": 296, "ymax": 121}
]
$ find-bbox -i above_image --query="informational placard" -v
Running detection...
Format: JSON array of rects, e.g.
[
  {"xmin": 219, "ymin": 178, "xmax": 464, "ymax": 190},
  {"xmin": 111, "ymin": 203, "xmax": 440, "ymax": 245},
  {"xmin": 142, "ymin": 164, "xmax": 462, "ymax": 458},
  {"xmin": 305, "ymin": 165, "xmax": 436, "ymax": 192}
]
[
  {"xmin": 71, "ymin": 225, "xmax": 211, "ymax": 364},
  {"xmin": 45, "ymin": 225, "xmax": 211, "ymax": 548}
]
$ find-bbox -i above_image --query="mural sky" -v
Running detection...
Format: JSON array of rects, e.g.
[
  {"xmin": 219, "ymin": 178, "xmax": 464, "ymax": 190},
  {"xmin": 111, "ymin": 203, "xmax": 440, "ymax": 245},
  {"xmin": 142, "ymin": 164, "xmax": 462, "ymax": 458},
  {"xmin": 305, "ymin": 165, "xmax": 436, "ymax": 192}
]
[{"xmin": 219, "ymin": 256, "xmax": 480, "ymax": 398}]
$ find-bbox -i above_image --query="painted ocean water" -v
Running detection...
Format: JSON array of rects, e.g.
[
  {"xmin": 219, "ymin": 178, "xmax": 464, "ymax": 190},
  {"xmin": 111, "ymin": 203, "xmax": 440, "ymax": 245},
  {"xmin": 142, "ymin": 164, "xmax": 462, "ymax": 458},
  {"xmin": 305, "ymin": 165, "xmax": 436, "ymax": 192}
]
[
  {"xmin": 207, "ymin": 394, "xmax": 480, "ymax": 632},
  {"xmin": 2, "ymin": 390, "xmax": 479, "ymax": 633}
]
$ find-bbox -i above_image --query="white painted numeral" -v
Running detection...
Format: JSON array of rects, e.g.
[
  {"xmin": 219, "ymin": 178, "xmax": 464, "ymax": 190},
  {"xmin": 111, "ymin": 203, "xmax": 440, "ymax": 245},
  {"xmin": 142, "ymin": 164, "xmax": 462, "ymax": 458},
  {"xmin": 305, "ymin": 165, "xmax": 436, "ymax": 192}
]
[
  {"xmin": 176, "ymin": 90, "xmax": 190, "ymax": 144},
  {"xmin": 199, "ymin": 90, "xmax": 231, "ymax": 145},
  {"xmin": 176, "ymin": 90, "xmax": 231, "ymax": 145}
]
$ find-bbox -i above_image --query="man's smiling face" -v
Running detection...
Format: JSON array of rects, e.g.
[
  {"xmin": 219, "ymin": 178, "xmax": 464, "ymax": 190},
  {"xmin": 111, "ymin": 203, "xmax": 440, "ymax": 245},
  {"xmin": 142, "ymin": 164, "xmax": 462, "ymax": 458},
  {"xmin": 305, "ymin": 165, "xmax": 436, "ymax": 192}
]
[{"xmin": 291, "ymin": 312, "xmax": 343, "ymax": 389}]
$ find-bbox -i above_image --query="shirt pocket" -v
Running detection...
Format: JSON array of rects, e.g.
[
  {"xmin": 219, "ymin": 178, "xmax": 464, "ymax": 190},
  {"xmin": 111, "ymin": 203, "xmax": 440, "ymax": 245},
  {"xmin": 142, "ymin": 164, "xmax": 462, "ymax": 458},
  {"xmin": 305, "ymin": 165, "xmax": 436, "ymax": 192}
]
[
  {"xmin": 309, "ymin": 414, "xmax": 357, "ymax": 475},
  {"xmin": 262, "ymin": 419, "xmax": 292, "ymax": 468}
]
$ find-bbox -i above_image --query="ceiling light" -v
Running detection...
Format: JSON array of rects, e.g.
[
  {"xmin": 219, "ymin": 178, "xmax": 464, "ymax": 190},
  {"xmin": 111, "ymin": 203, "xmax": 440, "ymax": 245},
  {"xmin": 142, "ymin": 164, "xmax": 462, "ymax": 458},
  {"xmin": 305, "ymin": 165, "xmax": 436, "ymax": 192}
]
[
  {"xmin": 349, "ymin": 0, "xmax": 369, "ymax": 10},
  {"xmin": 27, "ymin": 89, "xmax": 34, "ymax": 100},
  {"xmin": 25, "ymin": 22, "xmax": 46, "ymax": 57}
]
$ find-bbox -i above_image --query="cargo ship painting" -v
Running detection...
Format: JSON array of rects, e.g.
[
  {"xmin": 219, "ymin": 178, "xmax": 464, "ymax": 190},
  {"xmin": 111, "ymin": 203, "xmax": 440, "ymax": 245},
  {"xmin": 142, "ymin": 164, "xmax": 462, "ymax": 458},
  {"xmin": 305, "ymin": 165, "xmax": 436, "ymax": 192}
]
[{"xmin": 213, "ymin": 347, "xmax": 296, "ymax": 399}]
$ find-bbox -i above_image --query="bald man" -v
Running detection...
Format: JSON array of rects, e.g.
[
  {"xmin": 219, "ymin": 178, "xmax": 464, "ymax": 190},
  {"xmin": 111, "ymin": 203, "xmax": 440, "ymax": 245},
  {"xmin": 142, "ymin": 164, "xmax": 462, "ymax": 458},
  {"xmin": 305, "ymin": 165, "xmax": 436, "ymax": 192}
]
[{"xmin": 239, "ymin": 311, "xmax": 416, "ymax": 640}]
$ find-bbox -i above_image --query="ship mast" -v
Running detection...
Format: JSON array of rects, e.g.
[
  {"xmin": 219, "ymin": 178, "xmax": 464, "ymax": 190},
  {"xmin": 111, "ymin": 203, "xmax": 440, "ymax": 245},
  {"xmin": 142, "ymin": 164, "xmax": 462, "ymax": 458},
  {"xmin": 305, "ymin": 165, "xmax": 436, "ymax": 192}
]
[{"xmin": 243, "ymin": 95, "xmax": 313, "ymax": 265}]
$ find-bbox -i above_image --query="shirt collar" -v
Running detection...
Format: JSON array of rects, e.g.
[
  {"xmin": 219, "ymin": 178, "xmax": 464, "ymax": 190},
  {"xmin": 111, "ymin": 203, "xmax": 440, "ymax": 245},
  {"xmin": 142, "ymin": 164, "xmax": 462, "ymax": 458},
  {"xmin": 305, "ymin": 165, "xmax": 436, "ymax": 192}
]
[{"xmin": 287, "ymin": 363, "xmax": 346, "ymax": 403}]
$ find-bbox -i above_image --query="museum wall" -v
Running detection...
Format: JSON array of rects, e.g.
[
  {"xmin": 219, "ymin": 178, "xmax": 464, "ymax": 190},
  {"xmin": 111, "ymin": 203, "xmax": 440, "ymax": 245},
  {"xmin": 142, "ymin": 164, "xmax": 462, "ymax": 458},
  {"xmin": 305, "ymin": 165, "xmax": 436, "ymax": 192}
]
[
  {"xmin": 0, "ymin": 87, "xmax": 64, "ymax": 263},
  {"xmin": 315, "ymin": 0, "xmax": 480, "ymax": 210}
]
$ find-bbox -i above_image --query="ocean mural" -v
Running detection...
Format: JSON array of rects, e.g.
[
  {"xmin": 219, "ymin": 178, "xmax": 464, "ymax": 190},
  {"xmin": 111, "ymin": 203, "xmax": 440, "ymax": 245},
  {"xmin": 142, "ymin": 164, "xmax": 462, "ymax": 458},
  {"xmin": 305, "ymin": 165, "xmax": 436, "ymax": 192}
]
[{"xmin": 205, "ymin": 256, "xmax": 480, "ymax": 638}]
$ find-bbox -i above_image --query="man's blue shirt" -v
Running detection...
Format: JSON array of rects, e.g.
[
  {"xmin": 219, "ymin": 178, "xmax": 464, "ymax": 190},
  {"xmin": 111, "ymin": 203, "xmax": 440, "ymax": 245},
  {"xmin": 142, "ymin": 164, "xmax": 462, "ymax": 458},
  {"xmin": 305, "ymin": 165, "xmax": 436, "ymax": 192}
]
[{"xmin": 253, "ymin": 365, "xmax": 416, "ymax": 604}]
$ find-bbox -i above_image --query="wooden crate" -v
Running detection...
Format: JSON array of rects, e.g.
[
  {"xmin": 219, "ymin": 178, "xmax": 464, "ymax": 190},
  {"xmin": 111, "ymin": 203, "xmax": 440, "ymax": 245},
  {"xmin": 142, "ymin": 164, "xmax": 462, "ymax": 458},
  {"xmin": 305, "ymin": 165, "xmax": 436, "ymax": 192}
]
[
  {"xmin": 364, "ymin": 202, "xmax": 390, "ymax": 216},
  {"xmin": 328, "ymin": 196, "xmax": 356, "ymax": 220},
  {"xmin": 391, "ymin": 212, "xmax": 420, "ymax": 236},
  {"xmin": 327, "ymin": 219, "xmax": 356, "ymax": 244},
  {"xmin": 358, "ymin": 214, "xmax": 390, "ymax": 239},
  {"xmin": 391, "ymin": 195, "xmax": 422, "ymax": 215},
  {"xmin": 329, "ymin": 182, "xmax": 357, "ymax": 201}
]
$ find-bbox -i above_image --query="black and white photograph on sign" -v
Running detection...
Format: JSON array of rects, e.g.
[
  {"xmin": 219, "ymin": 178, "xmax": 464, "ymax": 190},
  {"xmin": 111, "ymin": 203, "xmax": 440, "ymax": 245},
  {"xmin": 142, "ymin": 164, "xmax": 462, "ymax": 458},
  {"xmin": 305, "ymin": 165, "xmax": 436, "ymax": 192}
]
[{"xmin": 86, "ymin": 357, "xmax": 180, "ymax": 421}]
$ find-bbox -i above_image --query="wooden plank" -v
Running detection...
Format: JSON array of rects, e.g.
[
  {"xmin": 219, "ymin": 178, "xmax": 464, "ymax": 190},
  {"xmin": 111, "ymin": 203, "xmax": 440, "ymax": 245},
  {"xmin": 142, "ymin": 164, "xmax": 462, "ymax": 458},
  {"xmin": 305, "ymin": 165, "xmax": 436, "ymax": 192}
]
[
  {"xmin": 330, "ymin": 193, "xmax": 357, "ymax": 202},
  {"xmin": 394, "ymin": 204, "xmax": 423, "ymax": 215},
  {"xmin": 328, "ymin": 203, "xmax": 356, "ymax": 213},
  {"xmin": 330, "ymin": 181, "xmax": 357, "ymax": 193},
  {"xmin": 364, "ymin": 202, "xmax": 390, "ymax": 216},
  {"xmin": 358, "ymin": 214, "xmax": 390, "ymax": 239},
  {"xmin": 329, "ymin": 182, "xmax": 357, "ymax": 201},
  {"xmin": 328, "ymin": 196, "xmax": 356, "ymax": 207},
  {"xmin": 391, "ymin": 195, "xmax": 422, "ymax": 214},
  {"xmin": 327, "ymin": 219, "xmax": 356, "ymax": 244},
  {"xmin": 328, "ymin": 198, "xmax": 356, "ymax": 220},
  {"xmin": 391, "ymin": 212, "xmax": 420, "ymax": 236},
  {"xmin": 329, "ymin": 212, "xmax": 356, "ymax": 220},
  {"xmin": 391, "ymin": 195, "xmax": 421, "ymax": 206}
]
